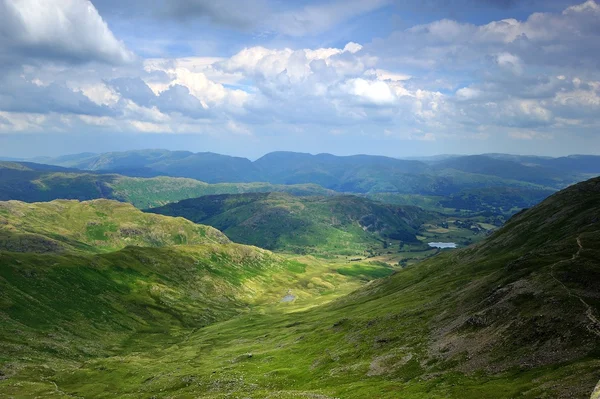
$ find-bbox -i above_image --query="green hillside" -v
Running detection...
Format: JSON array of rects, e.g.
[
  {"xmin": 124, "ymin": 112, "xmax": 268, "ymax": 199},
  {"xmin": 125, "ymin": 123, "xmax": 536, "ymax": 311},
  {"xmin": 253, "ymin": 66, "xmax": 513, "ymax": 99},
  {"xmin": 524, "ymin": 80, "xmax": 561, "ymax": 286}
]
[
  {"xmin": 366, "ymin": 186, "xmax": 556, "ymax": 216},
  {"xmin": 0, "ymin": 161, "xmax": 334, "ymax": 209},
  {"xmin": 1, "ymin": 176, "xmax": 598, "ymax": 398},
  {"xmin": 0, "ymin": 199, "xmax": 394, "ymax": 397},
  {"xmin": 0, "ymin": 199, "xmax": 228, "ymax": 253},
  {"xmin": 148, "ymin": 192, "xmax": 439, "ymax": 256}
]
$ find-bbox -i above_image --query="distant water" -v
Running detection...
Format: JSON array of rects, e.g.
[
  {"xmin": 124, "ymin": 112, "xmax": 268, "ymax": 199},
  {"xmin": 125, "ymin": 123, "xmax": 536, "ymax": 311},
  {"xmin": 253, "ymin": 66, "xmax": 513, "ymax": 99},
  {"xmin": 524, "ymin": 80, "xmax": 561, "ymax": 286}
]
[
  {"xmin": 281, "ymin": 294, "xmax": 296, "ymax": 302},
  {"xmin": 428, "ymin": 242, "xmax": 457, "ymax": 249}
]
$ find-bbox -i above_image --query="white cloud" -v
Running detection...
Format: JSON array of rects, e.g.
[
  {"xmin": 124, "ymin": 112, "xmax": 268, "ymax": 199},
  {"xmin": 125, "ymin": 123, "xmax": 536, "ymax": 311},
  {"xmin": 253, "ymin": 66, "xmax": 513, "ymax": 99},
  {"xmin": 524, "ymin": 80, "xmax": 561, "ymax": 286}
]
[
  {"xmin": 372, "ymin": 0, "xmax": 600, "ymax": 71},
  {"xmin": 344, "ymin": 79, "xmax": 396, "ymax": 105},
  {"xmin": 129, "ymin": 120, "xmax": 171, "ymax": 133},
  {"xmin": 564, "ymin": 0, "xmax": 599, "ymax": 14},
  {"xmin": 495, "ymin": 52, "xmax": 523, "ymax": 75},
  {"xmin": 365, "ymin": 69, "xmax": 411, "ymax": 82},
  {"xmin": 456, "ymin": 87, "xmax": 482, "ymax": 101},
  {"xmin": 226, "ymin": 120, "xmax": 252, "ymax": 135},
  {"xmin": 0, "ymin": 0, "xmax": 134, "ymax": 65}
]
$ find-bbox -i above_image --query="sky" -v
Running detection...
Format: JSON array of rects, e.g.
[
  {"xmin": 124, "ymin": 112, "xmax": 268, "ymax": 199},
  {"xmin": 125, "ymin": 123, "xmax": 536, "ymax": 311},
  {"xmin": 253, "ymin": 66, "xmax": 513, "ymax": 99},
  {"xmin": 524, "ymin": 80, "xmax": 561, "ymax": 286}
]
[{"xmin": 0, "ymin": 0, "xmax": 599, "ymax": 159}]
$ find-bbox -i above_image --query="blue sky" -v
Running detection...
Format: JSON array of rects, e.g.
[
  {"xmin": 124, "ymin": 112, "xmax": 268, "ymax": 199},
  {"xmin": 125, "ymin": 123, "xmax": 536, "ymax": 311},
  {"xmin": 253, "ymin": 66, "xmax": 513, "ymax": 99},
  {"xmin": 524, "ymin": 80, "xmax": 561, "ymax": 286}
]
[{"xmin": 0, "ymin": 0, "xmax": 599, "ymax": 159}]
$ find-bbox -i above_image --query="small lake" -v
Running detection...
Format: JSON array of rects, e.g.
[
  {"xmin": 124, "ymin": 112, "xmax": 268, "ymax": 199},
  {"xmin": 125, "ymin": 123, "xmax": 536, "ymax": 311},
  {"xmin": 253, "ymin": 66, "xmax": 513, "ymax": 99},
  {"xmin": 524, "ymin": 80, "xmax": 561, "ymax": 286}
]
[
  {"xmin": 428, "ymin": 242, "xmax": 457, "ymax": 249},
  {"xmin": 281, "ymin": 294, "xmax": 296, "ymax": 302}
]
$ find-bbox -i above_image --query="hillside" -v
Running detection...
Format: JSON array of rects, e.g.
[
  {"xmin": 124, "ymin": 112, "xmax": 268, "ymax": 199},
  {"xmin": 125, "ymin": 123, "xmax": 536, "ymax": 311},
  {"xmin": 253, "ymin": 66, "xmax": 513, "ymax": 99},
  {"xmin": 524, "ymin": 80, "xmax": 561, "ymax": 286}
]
[
  {"xmin": 0, "ymin": 178, "xmax": 598, "ymax": 397},
  {"xmin": 104, "ymin": 176, "xmax": 599, "ymax": 398},
  {"xmin": 0, "ymin": 199, "xmax": 395, "ymax": 397},
  {"xmin": 0, "ymin": 161, "xmax": 334, "ymax": 208},
  {"xmin": 434, "ymin": 155, "xmax": 578, "ymax": 187},
  {"xmin": 0, "ymin": 199, "xmax": 229, "ymax": 253},
  {"xmin": 148, "ymin": 192, "xmax": 437, "ymax": 256}
]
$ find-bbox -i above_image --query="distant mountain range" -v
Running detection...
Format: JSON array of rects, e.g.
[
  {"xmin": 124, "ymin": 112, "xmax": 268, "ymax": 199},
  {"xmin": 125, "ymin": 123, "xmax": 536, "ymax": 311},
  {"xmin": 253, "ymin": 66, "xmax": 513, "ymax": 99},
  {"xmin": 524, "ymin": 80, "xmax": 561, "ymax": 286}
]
[
  {"xmin": 5, "ymin": 150, "xmax": 599, "ymax": 194},
  {"xmin": 0, "ymin": 161, "xmax": 334, "ymax": 208}
]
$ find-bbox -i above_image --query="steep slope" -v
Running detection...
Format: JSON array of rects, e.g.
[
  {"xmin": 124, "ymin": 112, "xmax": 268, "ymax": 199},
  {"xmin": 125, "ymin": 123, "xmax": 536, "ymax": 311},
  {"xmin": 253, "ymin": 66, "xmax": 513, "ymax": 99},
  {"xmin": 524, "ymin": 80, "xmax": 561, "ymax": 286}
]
[
  {"xmin": 0, "ymin": 179, "xmax": 598, "ymax": 398},
  {"xmin": 0, "ymin": 199, "xmax": 397, "ymax": 397},
  {"xmin": 148, "ymin": 192, "xmax": 436, "ymax": 255},
  {"xmin": 0, "ymin": 199, "xmax": 228, "ymax": 253},
  {"xmin": 58, "ymin": 176, "xmax": 599, "ymax": 398}
]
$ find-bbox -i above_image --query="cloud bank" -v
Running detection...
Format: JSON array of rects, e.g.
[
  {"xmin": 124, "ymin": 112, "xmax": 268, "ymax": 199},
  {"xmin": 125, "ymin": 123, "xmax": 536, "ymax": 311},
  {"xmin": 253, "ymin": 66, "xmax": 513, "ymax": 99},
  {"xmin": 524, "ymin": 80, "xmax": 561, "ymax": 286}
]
[{"xmin": 0, "ymin": 0, "xmax": 599, "ymax": 156}]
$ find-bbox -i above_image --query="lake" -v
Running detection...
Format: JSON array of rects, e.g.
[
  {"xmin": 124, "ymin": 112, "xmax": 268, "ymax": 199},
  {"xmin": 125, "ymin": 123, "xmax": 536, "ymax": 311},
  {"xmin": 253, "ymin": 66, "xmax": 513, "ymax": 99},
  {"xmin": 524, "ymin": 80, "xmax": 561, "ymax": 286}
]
[{"xmin": 428, "ymin": 242, "xmax": 457, "ymax": 249}]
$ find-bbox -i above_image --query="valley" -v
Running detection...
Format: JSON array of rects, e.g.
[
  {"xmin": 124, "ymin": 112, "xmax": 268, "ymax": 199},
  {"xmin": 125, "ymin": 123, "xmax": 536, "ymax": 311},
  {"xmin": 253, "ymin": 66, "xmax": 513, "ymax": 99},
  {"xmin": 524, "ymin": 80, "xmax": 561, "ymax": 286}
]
[
  {"xmin": 0, "ymin": 152, "xmax": 599, "ymax": 398},
  {"xmin": 1, "ymin": 177, "xmax": 599, "ymax": 397}
]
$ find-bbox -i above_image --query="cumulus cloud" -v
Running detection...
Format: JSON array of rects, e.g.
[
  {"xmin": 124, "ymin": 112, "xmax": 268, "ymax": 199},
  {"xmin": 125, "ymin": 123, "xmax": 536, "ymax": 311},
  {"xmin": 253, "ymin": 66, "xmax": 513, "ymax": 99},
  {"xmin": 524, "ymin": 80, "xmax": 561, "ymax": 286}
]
[
  {"xmin": 0, "ymin": 0, "xmax": 134, "ymax": 65},
  {"xmin": 155, "ymin": 85, "xmax": 209, "ymax": 119},
  {"xmin": 343, "ymin": 79, "xmax": 397, "ymax": 105},
  {"xmin": 370, "ymin": 0, "xmax": 600, "ymax": 71},
  {"xmin": 0, "ymin": 72, "xmax": 116, "ymax": 116}
]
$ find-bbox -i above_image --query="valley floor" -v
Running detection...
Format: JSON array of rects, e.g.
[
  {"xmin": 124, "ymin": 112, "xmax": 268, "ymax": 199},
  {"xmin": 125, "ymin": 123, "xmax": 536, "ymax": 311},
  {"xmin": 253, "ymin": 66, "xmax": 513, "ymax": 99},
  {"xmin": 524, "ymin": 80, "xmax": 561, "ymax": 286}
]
[{"xmin": 2, "ymin": 246, "xmax": 598, "ymax": 399}]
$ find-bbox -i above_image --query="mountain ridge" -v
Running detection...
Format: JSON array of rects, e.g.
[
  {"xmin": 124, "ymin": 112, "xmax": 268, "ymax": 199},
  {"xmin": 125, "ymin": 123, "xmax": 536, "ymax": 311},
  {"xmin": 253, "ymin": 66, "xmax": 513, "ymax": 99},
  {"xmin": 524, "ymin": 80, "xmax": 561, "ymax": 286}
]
[{"xmin": 20, "ymin": 149, "xmax": 600, "ymax": 195}]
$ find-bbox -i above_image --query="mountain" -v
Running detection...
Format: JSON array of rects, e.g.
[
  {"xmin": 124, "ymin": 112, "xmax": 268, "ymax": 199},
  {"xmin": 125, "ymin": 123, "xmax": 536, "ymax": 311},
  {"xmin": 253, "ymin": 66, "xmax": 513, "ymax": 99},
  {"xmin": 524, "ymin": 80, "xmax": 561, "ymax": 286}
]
[
  {"xmin": 485, "ymin": 154, "xmax": 600, "ymax": 174},
  {"xmin": 36, "ymin": 149, "xmax": 264, "ymax": 182},
  {"xmin": 254, "ymin": 151, "xmax": 429, "ymax": 192},
  {"xmin": 0, "ymin": 161, "xmax": 334, "ymax": 208},
  {"xmin": 148, "ymin": 192, "xmax": 436, "ymax": 256},
  {"xmin": 0, "ymin": 178, "xmax": 599, "ymax": 397},
  {"xmin": 434, "ymin": 155, "xmax": 577, "ymax": 186},
  {"xmin": 34, "ymin": 149, "xmax": 595, "ymax": 195}
]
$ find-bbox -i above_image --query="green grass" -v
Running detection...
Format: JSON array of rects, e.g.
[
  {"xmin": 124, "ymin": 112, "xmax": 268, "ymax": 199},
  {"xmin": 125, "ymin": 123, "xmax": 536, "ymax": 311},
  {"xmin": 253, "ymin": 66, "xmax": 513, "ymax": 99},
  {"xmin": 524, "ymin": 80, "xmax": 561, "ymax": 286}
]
[
  {"xmin": 0, "ymin": 178, "xmax": 599, "ymax": 398},
  {"xmin": 0, "ymin": 199, "xmax": 227, "ymax": 253},
  {"xmin": 148, "ymin": 192, "xmax": 437, "ymax": 258},
  {"xmin": 336, "ymin": 262, "xmax": 396, "ymax": 279}
]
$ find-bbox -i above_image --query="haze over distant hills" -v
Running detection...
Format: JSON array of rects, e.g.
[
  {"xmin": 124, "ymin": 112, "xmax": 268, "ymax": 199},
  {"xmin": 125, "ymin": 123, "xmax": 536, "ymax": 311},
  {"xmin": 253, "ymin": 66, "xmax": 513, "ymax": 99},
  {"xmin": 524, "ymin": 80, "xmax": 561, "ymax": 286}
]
[
  {"xmin": 0, "ymin": 161, "xmax": 334, "ymax": 209},
  {"xmin": 7, "ymin": 150, "xmax": 600, "ymax": 193}
]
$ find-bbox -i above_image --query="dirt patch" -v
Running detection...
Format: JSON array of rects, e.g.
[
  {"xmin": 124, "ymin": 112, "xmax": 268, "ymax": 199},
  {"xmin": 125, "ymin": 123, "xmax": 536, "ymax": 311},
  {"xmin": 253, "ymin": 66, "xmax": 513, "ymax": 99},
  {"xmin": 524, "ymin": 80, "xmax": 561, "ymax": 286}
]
[{"xmin": 367, "ymin": 351, "xmax": 413, "ymax": 376}]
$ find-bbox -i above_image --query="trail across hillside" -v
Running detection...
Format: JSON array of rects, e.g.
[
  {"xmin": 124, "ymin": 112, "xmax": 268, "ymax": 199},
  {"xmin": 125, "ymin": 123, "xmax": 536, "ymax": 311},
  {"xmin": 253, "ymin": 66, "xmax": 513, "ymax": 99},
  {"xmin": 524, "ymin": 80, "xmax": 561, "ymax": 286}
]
[{"xmin": 550, "ymin": 234, "xmax": 600, "ymax": 338}]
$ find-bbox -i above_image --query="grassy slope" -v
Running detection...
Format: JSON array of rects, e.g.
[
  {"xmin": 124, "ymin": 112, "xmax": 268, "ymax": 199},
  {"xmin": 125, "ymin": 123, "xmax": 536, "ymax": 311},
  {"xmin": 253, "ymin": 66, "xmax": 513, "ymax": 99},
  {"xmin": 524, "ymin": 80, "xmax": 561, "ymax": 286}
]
[
  {"xmin": 0, "ymin": 199, "xmax": 228, "ymax": 253},
  {"xmin": 110, "ymin": 176, "xmax": 334, "ymax": 209},
  {"xmin": 0, "ymin": 199, "xmax": 394, "ymax": 397},
  {"xmin": 3, "ymin": 177, "xmax": 596, "ymax": 398},
  {"xmin": 148, "ymin": 192, "xmax": 436, "ymax": 256}
]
